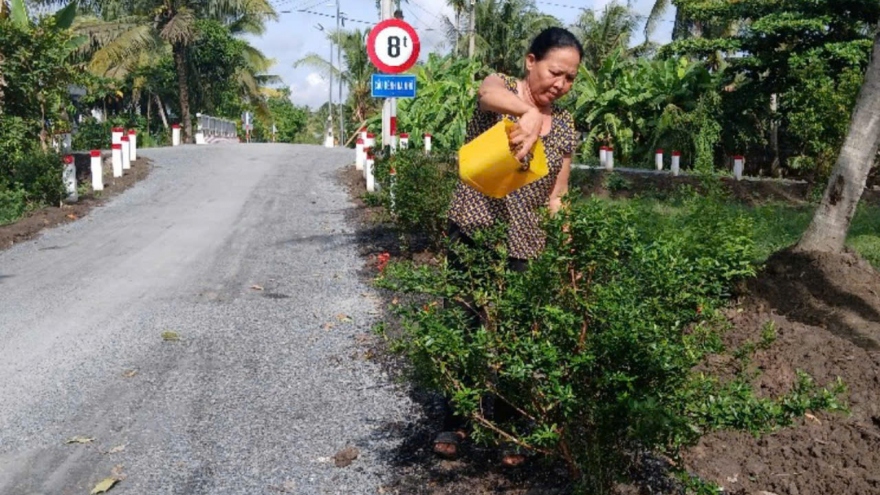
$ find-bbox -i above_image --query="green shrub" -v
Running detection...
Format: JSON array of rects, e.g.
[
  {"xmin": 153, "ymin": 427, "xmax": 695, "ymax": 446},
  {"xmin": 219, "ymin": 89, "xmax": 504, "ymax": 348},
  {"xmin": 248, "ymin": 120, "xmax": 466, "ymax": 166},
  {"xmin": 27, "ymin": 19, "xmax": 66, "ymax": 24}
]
[
  {"xmin": 72, "ymin": 119, "xmax": 113, "ymax": 151},
  {"xmin": 603, "ymin": 171, "xmax": 631, "ymax": 193},
  {"xmin": 0, "ymin": 116, "xmax": 40, "ymax": 164},
  {"xmin": 378, "ymin": 192, "xmax": 844, "ymax": 492},
  {"xmin": 0, "ymin": 187, "xmax": 28, "ymax": 225},
  {"xmin": 0, "ymin": 115, "xmax": 65, "ymax": 221},
  {"xmin": 373, "ymin": 149, "xmax": 459, "ymax": 249},
  {"xmin": 72, "ymin": 116, "xmax": 154, "ymax": 151},
  {"xmin": 0, "ymin": 151, "xmax": 65, "ymax": 224}
]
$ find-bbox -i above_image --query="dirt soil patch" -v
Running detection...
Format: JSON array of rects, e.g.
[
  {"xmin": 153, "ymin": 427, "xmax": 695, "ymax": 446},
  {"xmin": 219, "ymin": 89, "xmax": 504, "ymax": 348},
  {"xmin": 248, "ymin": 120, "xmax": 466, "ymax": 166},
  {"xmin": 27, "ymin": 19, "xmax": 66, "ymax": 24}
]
[
  {"xmin": 340, "ymin": 164, "xmax": 880, "ymax": 494},
  {"xmin": 683, "ymin": 250, "xmax": 880, "ymax": 495},
  {"xmin": 0, "ymin": 152, "xmax": 152, "ymax": 250}
]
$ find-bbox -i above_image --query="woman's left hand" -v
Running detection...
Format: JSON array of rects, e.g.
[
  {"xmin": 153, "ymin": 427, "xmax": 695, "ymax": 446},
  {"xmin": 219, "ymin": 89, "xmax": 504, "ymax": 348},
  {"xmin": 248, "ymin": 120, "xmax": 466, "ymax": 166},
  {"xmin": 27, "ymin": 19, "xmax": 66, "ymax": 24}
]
[{"xmin": 508, "ymin": 108, "xmax": 542, "ymax": 164}]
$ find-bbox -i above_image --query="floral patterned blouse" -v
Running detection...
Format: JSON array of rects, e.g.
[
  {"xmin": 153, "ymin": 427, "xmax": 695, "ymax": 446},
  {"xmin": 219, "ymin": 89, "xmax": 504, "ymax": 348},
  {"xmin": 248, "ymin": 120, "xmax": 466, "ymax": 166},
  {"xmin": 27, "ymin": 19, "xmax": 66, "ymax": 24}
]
[{"xmin": 448, "ymin": 73, "xmax": 580, "ymax": 260}]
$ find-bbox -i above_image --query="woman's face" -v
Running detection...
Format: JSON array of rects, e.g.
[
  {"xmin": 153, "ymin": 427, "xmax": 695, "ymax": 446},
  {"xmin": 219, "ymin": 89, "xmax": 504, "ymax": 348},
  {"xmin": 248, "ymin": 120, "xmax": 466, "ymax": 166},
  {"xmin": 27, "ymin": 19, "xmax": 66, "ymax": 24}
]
[{"xmin": 524, "ymin": 47, "xmax": 581, "ymax": 107}]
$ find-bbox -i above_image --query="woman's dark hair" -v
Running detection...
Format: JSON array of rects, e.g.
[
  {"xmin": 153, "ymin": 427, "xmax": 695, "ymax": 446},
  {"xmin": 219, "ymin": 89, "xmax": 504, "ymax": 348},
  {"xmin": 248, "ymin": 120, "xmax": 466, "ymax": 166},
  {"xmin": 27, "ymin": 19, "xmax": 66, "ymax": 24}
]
[{"xmin": 528, "ymin": 27, "xmax": 584, "ymax": 61}]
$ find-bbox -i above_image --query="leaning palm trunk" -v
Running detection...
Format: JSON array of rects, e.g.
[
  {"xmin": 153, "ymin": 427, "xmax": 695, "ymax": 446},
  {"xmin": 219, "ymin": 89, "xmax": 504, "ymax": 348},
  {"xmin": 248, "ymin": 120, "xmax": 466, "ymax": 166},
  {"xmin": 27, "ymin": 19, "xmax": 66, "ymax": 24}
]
[
  {"xmin": 155, "ymin": 94, "xmax": 169, "ymax": 129},
  {"xmin": 173, "ymin": 42, "xmax": 192, "ymax": 143},
  {"xmin": 796, "ymin": 28, "xmax": 880, "ymax": 254}
]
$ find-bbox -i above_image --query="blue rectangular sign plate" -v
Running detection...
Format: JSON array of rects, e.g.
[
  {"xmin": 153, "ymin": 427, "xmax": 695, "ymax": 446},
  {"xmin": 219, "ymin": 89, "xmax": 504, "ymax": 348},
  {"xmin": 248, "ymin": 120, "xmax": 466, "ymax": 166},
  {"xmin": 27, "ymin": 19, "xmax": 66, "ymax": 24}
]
[{"xmin": 371, "ymin": 74, "xmax": 417, "ymax": 98}]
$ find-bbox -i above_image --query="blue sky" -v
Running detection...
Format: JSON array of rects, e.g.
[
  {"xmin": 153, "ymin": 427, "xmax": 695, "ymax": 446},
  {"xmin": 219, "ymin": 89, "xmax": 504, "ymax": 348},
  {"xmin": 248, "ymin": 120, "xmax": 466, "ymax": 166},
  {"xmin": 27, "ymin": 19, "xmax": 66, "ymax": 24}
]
[{"xmin": 246, "ymin": 0, "xmax": 676, "ymax": 108}]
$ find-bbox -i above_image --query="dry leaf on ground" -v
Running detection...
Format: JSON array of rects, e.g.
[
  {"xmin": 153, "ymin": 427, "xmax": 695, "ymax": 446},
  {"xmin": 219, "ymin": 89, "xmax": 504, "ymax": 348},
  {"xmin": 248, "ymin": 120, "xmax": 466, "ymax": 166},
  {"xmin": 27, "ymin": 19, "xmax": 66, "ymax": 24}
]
[
  {"xmin": 64, "ymin": 436, "xmax": 94, "ymax": 444},
  {"xmin": 161, "ymin": 331, "xmax": 180, "ymax": 341},
  {"xmin": 107, "ymin": 445, "xmax": 126, "ymax": 454},
  {"xmin": 250, "ymin": 285, "xmax": 264, "ymax": 291},
  {"xmin": 336, "ymin": 314, "xmax": 352, "ymax": 323},
  {"xmin": 122, "ymin": 369, "xmax": 138, "ymax": 378},
  {"xmin": 90, "ymin": 477, "xmax": 119, "ymax": 494}
]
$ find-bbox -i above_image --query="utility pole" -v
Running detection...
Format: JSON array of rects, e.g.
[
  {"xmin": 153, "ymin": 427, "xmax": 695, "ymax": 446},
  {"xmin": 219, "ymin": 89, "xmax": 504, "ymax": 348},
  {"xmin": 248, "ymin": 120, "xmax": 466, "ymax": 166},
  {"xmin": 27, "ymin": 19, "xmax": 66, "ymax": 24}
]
[
  {"xmin": 381, "ymin": 0, "xmax": 394, "ymax": 151},
  {"xmin": 336, "ymin": 0, "xmax": 344, "ymax": 145},
  {"xmin": 468, "ymin": 0, "xmax": 476, "ymax": 58}
]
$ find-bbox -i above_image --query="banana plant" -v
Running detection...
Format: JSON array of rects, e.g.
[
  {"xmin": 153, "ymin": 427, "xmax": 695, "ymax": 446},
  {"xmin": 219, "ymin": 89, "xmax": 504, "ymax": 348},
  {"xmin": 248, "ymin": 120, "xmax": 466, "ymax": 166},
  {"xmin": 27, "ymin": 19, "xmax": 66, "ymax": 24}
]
[{"xmin": 572, "ymin": 48, "xmax": 716, "ymax": 167}]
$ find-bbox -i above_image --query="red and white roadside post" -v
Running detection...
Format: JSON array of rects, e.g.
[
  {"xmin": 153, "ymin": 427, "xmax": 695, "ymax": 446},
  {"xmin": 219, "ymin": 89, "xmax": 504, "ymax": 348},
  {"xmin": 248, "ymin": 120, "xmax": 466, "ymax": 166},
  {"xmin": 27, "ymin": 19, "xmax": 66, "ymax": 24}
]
[
  {"xmin": 63, "ymin": 154, "xmax": 77, "ymax": 202},
  {"xmin": 356, "ymin": 137, "xmax": 366, "ymax": 171},
  {"xmin": 112, "ymin": 127, "xmax": 123, "ymax": 147},
  {"xmin": 599, "ymin": 146, "xmax": 607, "ymax": 167},
  {"xmin": 399, "ymin": 133, "xmax": 409, "ymax": 149},
  {"xmin": 655, "ymin": 149, "xmax": 664, "ymax": 171},
  {"xmin": 363, "ymin": 146, "xmax": 371, "ymax": 180},
  {"xmin": 606, "ymin": 147, "xmax": 615, "ymax": 170},
  {"xmin": 424, "ymin": 133, "xmax": 432, "ymax": 155},
  {"xmin": 128, "ymin": 129, "xmax": 137, "ymax": 161},
  {"xmin": 90, "ymin": 150, "xmax": 104, "ymax": 191},
  {"xmin": 172, "ymin": 124, "xmax": 181, "ymax": 146},
  {"xmin": 365, "ymin": 149, "xmax": 376, "ymax": 193},
  {"xmin": 733, "ymin": 155, "xmax": 745, "ymax": 181},
  {"xmin": 671, "ymin": 151, "xmax": 681, "ymax": 176},
  {"xmin": 121, "ymin": 135, "xmax": 131, "ymax": 171},
  {"xmin": 111, "ymin": 143, "xmax": 123, "ymax": 178}
]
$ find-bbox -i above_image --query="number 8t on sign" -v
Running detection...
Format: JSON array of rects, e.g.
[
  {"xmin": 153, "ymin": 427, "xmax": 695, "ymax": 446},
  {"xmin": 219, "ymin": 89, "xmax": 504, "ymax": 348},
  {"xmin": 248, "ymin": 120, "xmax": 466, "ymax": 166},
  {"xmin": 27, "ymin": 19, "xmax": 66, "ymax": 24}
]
[{"xmin": 366, "ymin": 19, "xmax": 421, "ymax": 74}]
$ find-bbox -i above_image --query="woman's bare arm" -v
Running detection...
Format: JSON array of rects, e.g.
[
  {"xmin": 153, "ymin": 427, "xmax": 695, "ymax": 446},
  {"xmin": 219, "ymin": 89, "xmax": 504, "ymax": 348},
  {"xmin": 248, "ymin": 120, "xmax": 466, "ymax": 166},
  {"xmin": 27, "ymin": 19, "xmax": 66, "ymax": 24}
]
[
  {"xmin": 548, "ymin": 155, "xmax": 571, "ymax": 215},
  {"xmin": 477, "ymin": 74, "xmax": 535, "ymax": 116},
  {"xmin": 477, "ymin": 74, "xmax": 543, "ymax": 161}
]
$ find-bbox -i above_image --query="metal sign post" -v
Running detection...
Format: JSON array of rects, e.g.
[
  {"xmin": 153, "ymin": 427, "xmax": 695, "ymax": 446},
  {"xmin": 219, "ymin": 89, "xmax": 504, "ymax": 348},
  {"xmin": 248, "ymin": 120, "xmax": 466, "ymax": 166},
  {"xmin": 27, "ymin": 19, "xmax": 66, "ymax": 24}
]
[{"xmin": 367, "ymin": 17, "xmax": 420, "ymax": 151}]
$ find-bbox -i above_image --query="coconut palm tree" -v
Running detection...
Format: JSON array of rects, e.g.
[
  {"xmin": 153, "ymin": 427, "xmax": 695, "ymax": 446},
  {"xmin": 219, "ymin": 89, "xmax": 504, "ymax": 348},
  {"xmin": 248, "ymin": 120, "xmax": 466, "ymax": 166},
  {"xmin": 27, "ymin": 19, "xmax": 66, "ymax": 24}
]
[
  {"xmin": 72, "ymin": 0, "xmax": 276, "ymax": 142},
  {"xmin": 464, "ymin": 0, "xmax": 557, "ymax": 75},
  {"xmin": 571, "ymin": 2, "xmax": 639, "ymax": 72},
  {"xmin": 294, "ymin": 28, "xmax": 377, "ymax": 126},
  {"xmin": 441, "ymin": 0, "xmax": 468, "ymax": 56}
]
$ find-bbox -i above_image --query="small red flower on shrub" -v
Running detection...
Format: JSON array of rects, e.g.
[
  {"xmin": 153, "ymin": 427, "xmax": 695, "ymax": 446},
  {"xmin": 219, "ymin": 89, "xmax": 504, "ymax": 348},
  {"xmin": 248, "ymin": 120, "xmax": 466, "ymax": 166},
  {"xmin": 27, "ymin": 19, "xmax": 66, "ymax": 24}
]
[{"xmin": 377, "ymin": 252, "xmax": 391, "ymax": 272}]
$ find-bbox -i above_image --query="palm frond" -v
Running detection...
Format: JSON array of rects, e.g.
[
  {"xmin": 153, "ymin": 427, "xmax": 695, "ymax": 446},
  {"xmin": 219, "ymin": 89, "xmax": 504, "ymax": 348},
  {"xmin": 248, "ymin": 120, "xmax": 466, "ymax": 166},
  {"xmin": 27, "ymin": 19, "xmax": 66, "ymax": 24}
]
[
  {"xmin": 644, "ymin": 0, "xmax": 671, "ymax": 43},
  {"xmin": 242, "ymin": 43, "xmax": 274, "ymax": 73},
  {"xmin": 293, "ymin": 53, "xmax": 340, "ymax": 79},
  {"xmin": 160, "ymin": 8, "xmax": 197, "ymax": 44},
  {"xmin": 86, "ymin": 22, "xmax": 161, "ymax": 77}
]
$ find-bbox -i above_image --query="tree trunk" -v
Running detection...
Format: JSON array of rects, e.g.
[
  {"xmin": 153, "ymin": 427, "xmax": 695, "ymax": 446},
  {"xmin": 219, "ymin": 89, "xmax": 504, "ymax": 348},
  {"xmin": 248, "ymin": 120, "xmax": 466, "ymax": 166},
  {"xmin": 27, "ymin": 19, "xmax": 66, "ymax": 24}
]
[
  {"xmin": 155, "ymin": 94, "xmax": 169, "ymax": 130},
  {"xmin": 467, "ymin": 2, "xmax": 476, "ymax": 59},
  {"xmin": 796, "ymin": 28, "xmax": 880, "ymax": 254},
  {"xmin": 770, "ymin": 93, "xmax": 780, "ymax": 178},
  {"xmin": 454, "ymin": 10, "xmax": 461, "ymax": 56},
  {"xmin": 172, "ymin": 42, "xmax": 192, "ymax": 143}
]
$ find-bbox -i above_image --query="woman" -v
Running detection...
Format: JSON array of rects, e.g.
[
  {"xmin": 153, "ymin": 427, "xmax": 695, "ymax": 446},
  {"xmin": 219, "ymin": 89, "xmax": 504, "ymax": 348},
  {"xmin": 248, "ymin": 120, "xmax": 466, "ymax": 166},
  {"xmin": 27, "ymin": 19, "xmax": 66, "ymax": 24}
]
[{"xmin": 435, "ymin": 26, "xmax": 583, "ymax": 464}]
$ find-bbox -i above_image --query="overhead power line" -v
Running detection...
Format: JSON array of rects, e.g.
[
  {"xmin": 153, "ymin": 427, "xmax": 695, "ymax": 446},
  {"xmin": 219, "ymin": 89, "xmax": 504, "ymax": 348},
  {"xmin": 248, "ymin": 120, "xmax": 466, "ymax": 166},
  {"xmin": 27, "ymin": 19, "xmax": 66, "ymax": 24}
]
[
  {"xmin": 404, "ymin": 4, "xmax": 436, "ymax": 32},
  {"xmin": 534, "ymin": 0, "xmax": 677, "ymax": 23},
  {"xmin": 282, "ymin": 8, "xmax": 374, "ymax": 25}
]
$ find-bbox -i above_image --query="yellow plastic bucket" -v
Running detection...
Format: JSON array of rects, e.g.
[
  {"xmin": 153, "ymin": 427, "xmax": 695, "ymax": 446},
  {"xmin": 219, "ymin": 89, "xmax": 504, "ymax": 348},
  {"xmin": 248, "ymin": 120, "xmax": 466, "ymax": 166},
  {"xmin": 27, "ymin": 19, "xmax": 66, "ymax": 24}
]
[{"xmin": 458, "ymin": 118, "xmax": 549, "ymax": 199}]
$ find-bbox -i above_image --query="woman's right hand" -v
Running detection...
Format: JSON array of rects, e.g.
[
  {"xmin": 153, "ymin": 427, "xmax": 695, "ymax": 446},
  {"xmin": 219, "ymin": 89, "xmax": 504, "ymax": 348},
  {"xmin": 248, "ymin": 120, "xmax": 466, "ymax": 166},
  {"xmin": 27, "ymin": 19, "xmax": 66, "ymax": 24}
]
[{"xmin": 508, "ymin": 108, "xmax": 543, "ymax": 164}]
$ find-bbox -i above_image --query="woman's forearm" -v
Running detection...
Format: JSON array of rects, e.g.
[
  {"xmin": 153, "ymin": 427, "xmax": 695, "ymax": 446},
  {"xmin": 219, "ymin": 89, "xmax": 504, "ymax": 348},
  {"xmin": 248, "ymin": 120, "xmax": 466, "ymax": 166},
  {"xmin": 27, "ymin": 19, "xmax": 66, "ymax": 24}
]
[{"xmin": 477, "ymin": 74, "xmax": 535, "ymax": 116}]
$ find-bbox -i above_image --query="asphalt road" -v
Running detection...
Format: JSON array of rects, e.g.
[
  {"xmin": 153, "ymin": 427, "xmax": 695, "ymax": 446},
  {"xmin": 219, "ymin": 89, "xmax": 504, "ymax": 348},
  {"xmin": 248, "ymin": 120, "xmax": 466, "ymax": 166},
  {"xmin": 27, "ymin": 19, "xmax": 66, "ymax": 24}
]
[{"xmin": 0, "ymin": 144, "xmax": 415, "ymax": 494}]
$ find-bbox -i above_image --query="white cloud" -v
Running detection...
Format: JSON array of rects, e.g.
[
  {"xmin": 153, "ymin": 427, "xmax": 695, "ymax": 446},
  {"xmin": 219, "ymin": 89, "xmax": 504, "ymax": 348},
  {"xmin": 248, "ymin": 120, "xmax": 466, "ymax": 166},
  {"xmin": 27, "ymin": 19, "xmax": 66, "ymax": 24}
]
[{"xmin": 289, "ymin": 71, "xmax": 334, "ymax": 108}]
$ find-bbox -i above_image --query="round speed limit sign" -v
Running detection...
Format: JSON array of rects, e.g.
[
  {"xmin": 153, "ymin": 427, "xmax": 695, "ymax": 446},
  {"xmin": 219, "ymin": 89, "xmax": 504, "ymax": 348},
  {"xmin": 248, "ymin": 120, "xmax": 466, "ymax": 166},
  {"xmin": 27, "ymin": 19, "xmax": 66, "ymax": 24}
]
[{"xmin": 366, "ymin": 19, "xmax": 421, "ymax": 74}]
